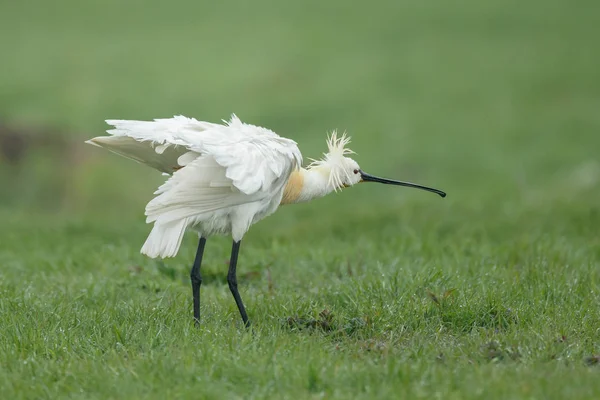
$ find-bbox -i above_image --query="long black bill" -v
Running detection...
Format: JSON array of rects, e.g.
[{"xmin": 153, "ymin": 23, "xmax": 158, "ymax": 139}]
[{"xmin": 360, "ymin": 170, "xmax": 446, "ymax": 198}]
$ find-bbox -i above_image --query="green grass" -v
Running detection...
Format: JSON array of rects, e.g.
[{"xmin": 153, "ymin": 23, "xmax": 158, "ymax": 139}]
[{"xmin": 1, "ymin": 0, "xmax": 600, "ymax": 398}]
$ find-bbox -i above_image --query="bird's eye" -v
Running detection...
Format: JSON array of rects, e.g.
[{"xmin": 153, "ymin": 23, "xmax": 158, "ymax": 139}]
[{"xmin": 353, "ymin": 169, "xmax": 359, "ymax": 174}]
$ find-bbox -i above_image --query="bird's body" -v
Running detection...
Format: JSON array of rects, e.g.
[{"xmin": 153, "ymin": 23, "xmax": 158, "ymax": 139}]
[
  {"xmin": 88, "ymin": 115, "xmax": 306, "ymax": 258},
  {"xmin": 87, "ymin": 114, "xmax": 445, "ymax": 326}
]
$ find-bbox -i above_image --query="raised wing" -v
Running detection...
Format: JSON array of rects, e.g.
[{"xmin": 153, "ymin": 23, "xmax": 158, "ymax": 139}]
[{"xmin": 86, "ymin": 114, "xmax": 303, "ymax": 195}]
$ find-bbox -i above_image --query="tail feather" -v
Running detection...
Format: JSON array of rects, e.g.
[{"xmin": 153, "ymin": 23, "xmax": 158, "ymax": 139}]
[{"xmin": 141, "ymin": 218, "xmax": 189, "ymax": 258}]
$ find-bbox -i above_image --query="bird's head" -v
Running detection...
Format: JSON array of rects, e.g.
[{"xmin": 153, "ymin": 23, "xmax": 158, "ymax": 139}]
[
  {"xmin": 308, "ymin": 132, "xmax": 360, "ymax": 190},
  {"xmin": 310, "ymin": 132, "xmax": 446, "ymax": 197}
]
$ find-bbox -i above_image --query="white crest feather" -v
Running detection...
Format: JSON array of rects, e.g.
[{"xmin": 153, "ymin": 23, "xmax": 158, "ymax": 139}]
[{"xmin": 308, "ymin": 131, "xmax": 355, "ymax": 191}]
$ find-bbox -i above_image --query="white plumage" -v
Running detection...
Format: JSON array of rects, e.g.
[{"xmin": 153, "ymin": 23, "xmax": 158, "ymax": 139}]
[
  {"xmin": 87, "ymin": 114, "xmax": 445, "ymax": 326},
  {"xmin": 87, "ymin": 114, "xmax": 302, "ymax": 258}
]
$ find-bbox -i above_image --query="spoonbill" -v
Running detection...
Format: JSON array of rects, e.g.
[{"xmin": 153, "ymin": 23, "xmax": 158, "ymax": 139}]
[{"xmin": 86, "ymin": 115, "xmax": 446, "ymax": 327}]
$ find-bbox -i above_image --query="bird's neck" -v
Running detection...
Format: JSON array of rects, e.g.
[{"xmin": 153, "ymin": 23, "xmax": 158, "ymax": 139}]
[{"xmin": 280, "ymin": 167, "xmax": 335, "ymax": 205}]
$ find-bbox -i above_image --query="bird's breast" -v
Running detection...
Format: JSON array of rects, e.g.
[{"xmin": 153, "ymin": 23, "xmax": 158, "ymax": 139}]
[{"xmin": 280, "ymin": 170, "xmax": 305, "ymax": 205}]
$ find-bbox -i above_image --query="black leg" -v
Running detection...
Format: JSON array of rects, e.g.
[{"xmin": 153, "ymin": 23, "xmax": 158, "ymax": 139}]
[
  {"xmin": 190, "ymin": 237, "xmax": 207, "ymax": 325},
  {"xmin": 227, "ymin": 240, "xmax": 250, "ymax": 327}
]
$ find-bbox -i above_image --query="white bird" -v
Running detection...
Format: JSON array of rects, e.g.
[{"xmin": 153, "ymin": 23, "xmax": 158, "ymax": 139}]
[{"xmin": 86, "ymin": 114, "xmax": 445, "ymax": 326}]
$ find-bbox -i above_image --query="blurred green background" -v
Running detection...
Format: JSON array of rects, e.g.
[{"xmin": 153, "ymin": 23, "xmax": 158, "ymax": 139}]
[
  {"xmin": 1, "ymin": 0, "xmax": 600, "ymax": 398},
  {"xmin": 2, "ymin": 0, "xmax": 598, "ymax": 219}
]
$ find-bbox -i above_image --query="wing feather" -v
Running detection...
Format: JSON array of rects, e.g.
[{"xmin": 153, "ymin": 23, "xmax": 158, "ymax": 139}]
[
  {"xmin": 145, "ymin": 155, "xmax": 262, "ymax": 225},
  {"xmin": 86, "ymin": 114, "xmax": 302, "ymax": 195}
]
